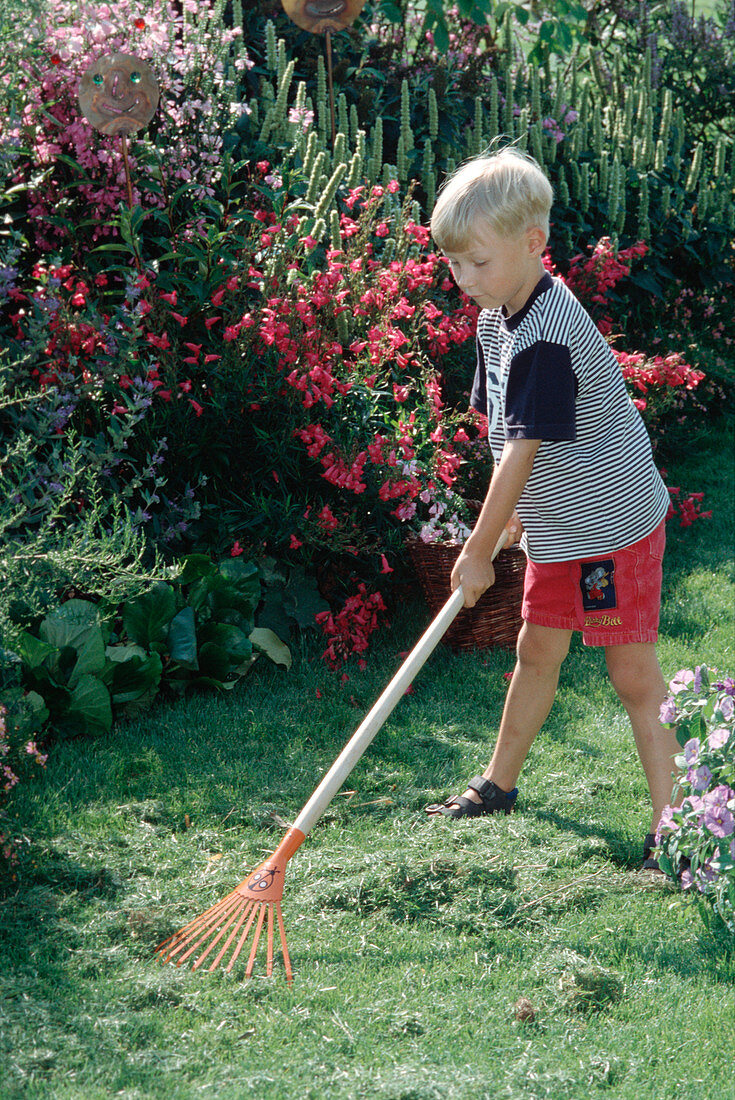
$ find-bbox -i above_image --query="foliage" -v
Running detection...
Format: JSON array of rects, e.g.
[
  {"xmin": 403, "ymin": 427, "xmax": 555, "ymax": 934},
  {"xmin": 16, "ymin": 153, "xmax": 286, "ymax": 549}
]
[
  {"xmin": 12, "ymin": 555, "xmax": 275, "ymax": 738},
  {"xmin": 587, "ymin": 0, "xmax": 735, "ymax": 141},
  {"xmin": 657, "ymin": 665, "xmax": 735, "ymax": 933},
  {"xmin": 0, "ymin": 655, "xmax": 48, "ymax": 881}
]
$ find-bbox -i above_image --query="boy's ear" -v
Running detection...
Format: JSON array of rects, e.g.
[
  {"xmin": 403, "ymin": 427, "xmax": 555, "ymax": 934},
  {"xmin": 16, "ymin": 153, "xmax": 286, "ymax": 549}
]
[{"xmin": 526, "ymin": 226, "xmax": 547, "ymax": 256}]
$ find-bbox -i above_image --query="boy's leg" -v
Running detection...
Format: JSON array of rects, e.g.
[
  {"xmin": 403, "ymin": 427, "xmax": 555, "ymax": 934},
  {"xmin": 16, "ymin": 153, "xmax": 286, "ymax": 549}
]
[
  {"xmin": 604, "ymin": 642, "xmax": 681, "ymax": 834},
  {"xmin": 427, "ymin": 622, "xmax": 572, "ymax": 812}
]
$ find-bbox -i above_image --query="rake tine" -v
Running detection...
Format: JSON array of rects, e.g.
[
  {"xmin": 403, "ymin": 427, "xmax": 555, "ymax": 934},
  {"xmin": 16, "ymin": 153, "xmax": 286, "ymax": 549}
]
[
  {"xmin": 266, "ymin": 903, "xmax": 275, "ymax": 977},
  {"xmin": 245, "ymin": 903, "xmax": 268, "ymax": 979},
  {"xmin": 160, "ymin": 892, "xmax": 243, "ymax": 959},
  {"xmin": 167, "ymin": 894, "xmax": 244, "ymax": 966},
  {"xmin": 156, "ymin": 891, "xmax": 239, "ymax": 958},
  {"xmin": 207, "ymin": 900, "xmax": 255, "ymax": 973},
  {"xmin": 276, "ymin": 902, "xmax": 293, "ymax": 986},
  {"xmin": 225, "ymin": 900, "xmax": 261, "ymax": 973},
  {"xmin": 191, "ymin": 899, "xmax": 251, "ymax": 972}
]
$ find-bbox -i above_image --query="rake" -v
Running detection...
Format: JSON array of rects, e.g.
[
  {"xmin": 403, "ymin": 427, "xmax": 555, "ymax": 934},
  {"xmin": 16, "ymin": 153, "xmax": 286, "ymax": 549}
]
[{"xmin": 156, "ymin": 533, "xmax": 508, "ymax": 982}]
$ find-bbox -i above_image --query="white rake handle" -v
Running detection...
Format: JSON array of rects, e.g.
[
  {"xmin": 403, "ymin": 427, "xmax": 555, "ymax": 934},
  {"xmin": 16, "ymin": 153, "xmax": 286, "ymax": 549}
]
[{"xmin": 292, "ymin": 529, "xmax": 509, "ymax": 838}]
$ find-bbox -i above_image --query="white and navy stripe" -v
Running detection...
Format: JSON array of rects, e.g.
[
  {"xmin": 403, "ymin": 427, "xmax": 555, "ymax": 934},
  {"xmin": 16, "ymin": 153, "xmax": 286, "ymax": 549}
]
[{"xmin": 472, "ymin": 275, "xmax": 669, "ymax": 563}]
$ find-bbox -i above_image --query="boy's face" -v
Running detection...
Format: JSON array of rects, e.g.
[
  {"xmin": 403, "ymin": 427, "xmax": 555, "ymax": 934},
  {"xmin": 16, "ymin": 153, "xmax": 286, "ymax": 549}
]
[{"xmin": 442, "ymin": 221, "xmax": 545, "ymax": 317}]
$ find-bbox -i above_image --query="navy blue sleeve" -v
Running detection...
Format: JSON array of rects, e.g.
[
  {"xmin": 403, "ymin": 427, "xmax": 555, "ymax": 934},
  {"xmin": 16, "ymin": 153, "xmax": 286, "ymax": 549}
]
[
  {"xmin": 470, "ymin": 336, "xmax": 487, "ymax": 414},
  {"xmin": 504, "ymin": 341, "xmax": 578, "ymax": 441}
]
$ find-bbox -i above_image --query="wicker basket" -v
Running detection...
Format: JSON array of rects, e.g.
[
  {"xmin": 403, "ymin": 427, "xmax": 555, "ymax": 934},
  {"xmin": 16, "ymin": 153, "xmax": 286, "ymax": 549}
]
[{"xmin": 408, "ymin": 538, "xmax": 526, "ymax": 651}]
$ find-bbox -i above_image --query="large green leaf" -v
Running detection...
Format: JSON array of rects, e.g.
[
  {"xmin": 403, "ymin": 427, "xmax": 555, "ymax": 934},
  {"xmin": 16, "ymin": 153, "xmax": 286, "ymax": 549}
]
[
  {"xmin": 105, "ymin": 645, "xmax": 163, "ymax": 706},
  {"xmin": 167, "ymin": 607, "xmax": 198, "ymax": 669},
  {"xmin": 14, "ymin": 630, "xmax": 57, "ymax": 671},
  {"xmin": 65, "ymin": 674, "xmax": 113, "ymax": 736},
  {"xmin": 38, "ymin": 601, "xmax": 106, "ymax": 687},
  {"xmin": 250, "ymin": 628, "xmax": 292, "ymax": 670},
  {"xmin": 122, "ymin": 583, "xmax": 177, "ymax": 650},
  {"xmin": 191, "ymin": 622, "xmax": 251, "ymax": 682}
]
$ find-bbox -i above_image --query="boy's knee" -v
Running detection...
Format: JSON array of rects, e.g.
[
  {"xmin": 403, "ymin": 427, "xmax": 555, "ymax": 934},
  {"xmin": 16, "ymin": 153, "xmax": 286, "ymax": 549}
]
[
  {"xmin": 517, "ymin": 623, "xmax": 570, "ymax": 672},
  {"xmin": 606, "ymin": 646, "xmax": 665, "ymax": 709}
]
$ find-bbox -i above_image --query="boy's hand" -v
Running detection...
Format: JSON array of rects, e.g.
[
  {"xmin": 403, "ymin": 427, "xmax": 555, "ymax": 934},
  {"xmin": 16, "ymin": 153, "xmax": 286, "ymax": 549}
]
[
  {"xmin": 451, "ymin": 514, "xmax": 523, "ymax": 607},
  {"xmin": 505, "ymin": 512, "xmax": 523, "ymax": 546},
  {"xmin": 451, "ymin": 540, "xmax": 496, "ymax": 609}
]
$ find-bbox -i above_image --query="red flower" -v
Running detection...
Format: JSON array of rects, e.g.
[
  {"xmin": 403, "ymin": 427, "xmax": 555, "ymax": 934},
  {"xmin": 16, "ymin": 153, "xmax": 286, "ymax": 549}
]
[
  {"xmin": 188, "ymin": 399, "xmax": 203, "ymax": 416},
  {"xmin": 134, "ymin": 17, "xmax": 146, "ymax": 28},
  {"xmin": 230, "ymin": 541, "xmax": 244, "ymax": 557},
  {"xmin": 289, "ymin": 534, "xmax": 303, "ymax": 549}
]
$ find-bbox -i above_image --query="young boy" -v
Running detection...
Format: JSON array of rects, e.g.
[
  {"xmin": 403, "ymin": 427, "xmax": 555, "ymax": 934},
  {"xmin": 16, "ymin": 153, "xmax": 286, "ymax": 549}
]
[{"xmin": 424, "ymin": 148, "xmax": 680, "ymax": 870}]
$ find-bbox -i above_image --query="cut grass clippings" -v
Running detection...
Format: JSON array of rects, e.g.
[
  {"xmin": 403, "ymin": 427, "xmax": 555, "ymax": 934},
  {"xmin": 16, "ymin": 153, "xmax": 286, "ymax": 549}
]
[{"xmin": 1, "ymin": 418, "xmax": 733, "ymax": 1099}]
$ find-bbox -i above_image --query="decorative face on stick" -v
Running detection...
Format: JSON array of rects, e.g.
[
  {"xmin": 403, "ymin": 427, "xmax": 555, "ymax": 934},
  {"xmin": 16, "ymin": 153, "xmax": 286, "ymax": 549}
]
[
  {"xmin": 78, "ymin": 53, "xmax": 159, "ymax": 135},
  {"xmin": 281, "ymin": 0, "xmax": 366, "ymax": 34}
]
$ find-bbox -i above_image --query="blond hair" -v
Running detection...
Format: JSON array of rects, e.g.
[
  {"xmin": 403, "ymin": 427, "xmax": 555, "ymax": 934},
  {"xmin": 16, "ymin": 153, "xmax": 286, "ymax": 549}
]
[{"xmin": 431, "ymin": 148, "xmax": 553, "ymax": 252}]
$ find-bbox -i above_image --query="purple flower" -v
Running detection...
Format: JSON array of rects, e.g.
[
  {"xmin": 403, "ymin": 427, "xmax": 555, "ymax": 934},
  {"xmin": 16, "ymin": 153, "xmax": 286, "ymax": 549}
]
[
  {"xmin": 670, "ymin": 669, "xmax": 695, "ymax": 694},
  {"xmin": 659, "ymin": 696, "xmax": 677, "ymax": 724},
  {"xmin": 703, "ymin": 785, "xmax": 735, "ymax": 811},
  {"xmin": 681, "ymin": 869, "xmax": 695, "ymax": 890},
  {"xmin": 683, "ymin": 793, "xmax": 705, "ymax": 815},
  {"xmin": 704, "ymin": 805, "xmax": 734, "ymax": 838},
  {"xmin": 688, "ymin": 765, "xmax": 713, "ymax": 791},
  {"xmin": 718, "ymin": 696, "xmax": 734, "ymax": 722},
  {"xmin": 708, "ymin": 727, "xmax": 731, "ymax": 750},
  {"xmin": 683, "ymin": 738, "xmax": 700, "ymax": 766},
  {"xmin": 655, "ymin": 805, "xmax": 680, "ymax": 844}
]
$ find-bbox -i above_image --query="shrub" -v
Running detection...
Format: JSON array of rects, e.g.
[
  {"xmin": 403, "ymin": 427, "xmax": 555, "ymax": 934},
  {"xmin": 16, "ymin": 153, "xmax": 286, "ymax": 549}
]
[{"xmin": 657, "ymin": 666, "xmax": 735, "ymax": 934}]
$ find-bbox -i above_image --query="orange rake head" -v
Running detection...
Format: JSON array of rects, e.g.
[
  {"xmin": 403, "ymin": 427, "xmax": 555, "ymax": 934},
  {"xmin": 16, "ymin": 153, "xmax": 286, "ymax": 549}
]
[{"xmin": 155, "ymin": 826, "xmax": 305, "ymax": 983}]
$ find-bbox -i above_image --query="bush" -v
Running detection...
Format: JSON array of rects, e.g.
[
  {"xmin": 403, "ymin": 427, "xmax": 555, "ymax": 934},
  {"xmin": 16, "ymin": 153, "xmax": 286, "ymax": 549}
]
[{"xmin": 657, "ymin": 666, "xmax": 735, "ymax": 934}]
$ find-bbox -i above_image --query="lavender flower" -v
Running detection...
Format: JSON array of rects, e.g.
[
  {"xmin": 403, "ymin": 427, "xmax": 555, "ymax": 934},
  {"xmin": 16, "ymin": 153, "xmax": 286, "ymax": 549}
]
[
  {"xmin": 708, "ymin": 727, "xmax": 731, "ymax": 750},
  {"xmin": 659, "ymin": 696, "xmax": 677, "ymax": 724},
  {"xmin": 683, "ymin": 737, "xmax": 700, "ymax": 766},
  {"xmin": 688, "ymin": 765, "xmax": 713, "ymax": 791},
  {"xmin": 703, "ymin": 803, "xmax": 734, "ymax": 839}
]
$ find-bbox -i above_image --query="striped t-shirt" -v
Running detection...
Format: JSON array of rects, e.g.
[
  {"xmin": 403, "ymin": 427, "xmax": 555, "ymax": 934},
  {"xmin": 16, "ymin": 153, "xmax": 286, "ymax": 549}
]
[{"xmin": 470, "ymin": 273, "xmax": 669, "ymax": 563}]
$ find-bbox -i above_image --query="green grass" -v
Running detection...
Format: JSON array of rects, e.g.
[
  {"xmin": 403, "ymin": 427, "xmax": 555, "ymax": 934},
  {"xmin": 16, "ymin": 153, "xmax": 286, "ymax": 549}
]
[{"xmin": 1, "ymin": 416, "xmax": 733, "ymax": 1100}]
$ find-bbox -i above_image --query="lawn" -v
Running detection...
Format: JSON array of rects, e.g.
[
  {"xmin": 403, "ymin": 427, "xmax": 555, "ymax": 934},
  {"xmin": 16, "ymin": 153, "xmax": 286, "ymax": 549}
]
[{"xmin": 1, "ymin": 416, "xmax": 733, "ymax": 1099}]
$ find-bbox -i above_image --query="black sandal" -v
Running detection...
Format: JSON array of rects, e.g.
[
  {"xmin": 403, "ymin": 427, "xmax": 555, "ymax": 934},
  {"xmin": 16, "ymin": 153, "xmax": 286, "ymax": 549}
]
[
  {"xmin": 425, "ymin": 775, "xmax": 519, "ymax": 818},
  {"xmin": 642, "ymin": 832, "xmax": 662, "ymax": 872}
]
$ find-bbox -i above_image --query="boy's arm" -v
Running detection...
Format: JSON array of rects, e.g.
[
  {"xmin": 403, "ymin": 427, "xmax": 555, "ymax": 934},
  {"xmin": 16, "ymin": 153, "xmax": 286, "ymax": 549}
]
[{"xmin": 451, "ymin": 438, "xmax": 540, "ymax": 608}]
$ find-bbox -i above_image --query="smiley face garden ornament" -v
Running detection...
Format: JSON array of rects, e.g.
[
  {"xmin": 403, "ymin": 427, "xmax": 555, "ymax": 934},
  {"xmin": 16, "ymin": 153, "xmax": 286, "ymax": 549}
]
[
  {"xmin": 78, "ymin": 52, "xmax": 159, "ymax": 136},
  {"xmin": 280, "ymin": 0, "xmax": 367, "ymax": 35}
]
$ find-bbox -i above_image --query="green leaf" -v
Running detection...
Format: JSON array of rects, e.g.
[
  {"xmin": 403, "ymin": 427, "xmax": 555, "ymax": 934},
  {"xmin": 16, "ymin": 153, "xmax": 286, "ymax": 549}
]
[
  {"xmin": 105, "ymin": 645, "xmax": 163, "ymax": 706},
  {"xmin": 66, "ymin": 674, "xmax": 113, "ymax": 736},
  {"xmin": 250, "ymin": 627, "xmax": 292, "ymax": 670},
  {"xmin": 38, "ymin": 601, "xmax": 106, "ymax": 687},
  {"xmin": 283, "ymin": 566, "xmax": 329, "ymax": 628},
  {"xmin": 199, "ymin": 623, "xmax": 252, "ymax": 665},
  {"xmin": 123, "ymin": 583, "xmax": 177, "ymax": 650},
  {"xmin": 14, "ymin": 630, "xmax": 57, "ymax": 670},
  {"xmin": 178, "ymin": 554, "xmax": 219, "ymax": 585},
  {"xmin": 167, "ymin": 607, "xmax": 198, "ymax": 669}
]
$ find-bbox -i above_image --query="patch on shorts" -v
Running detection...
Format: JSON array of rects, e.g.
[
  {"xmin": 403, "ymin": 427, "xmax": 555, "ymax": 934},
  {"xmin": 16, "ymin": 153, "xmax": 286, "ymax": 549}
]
[{"xmin": 580, "ymin": 559, "xmax": 616, "ymax": 612}]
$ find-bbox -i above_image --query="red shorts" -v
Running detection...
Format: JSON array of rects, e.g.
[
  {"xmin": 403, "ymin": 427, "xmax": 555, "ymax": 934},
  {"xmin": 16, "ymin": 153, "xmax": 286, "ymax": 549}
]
[{"xmin": 521, "ymin": 520, "xmax": 666, "ymax": 646}]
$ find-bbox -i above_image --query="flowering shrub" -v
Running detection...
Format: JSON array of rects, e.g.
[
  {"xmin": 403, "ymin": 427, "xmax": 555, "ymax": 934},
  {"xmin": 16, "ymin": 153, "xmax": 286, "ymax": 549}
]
[
  {"xmin": 657, "ymin": 666, "xmax": 735, "ymax": 932},
  {"xmin": 0, "ymin": 668, "xmax": 49, "ymax": 881},
  {"xmin": 6, "ymin": 0, "xmax": 250, "ymax": 254}
]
